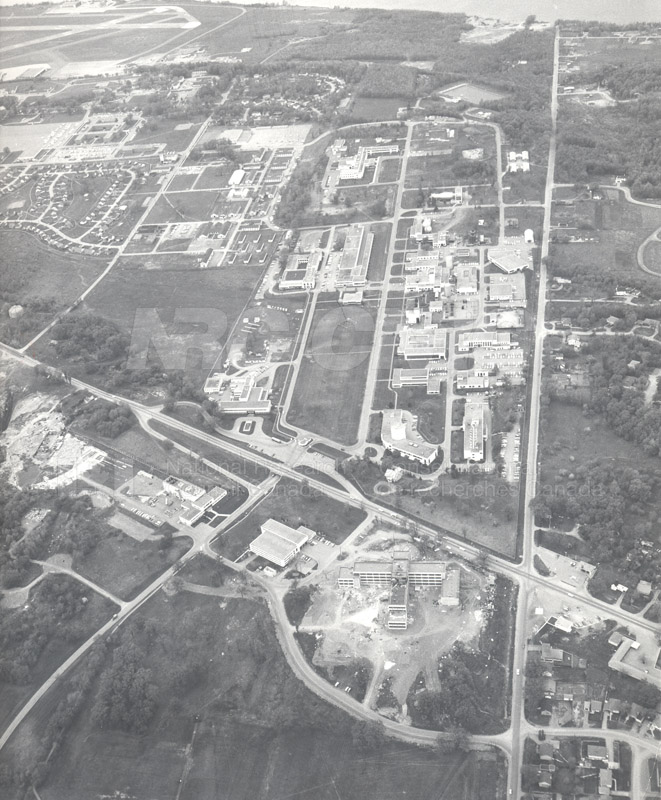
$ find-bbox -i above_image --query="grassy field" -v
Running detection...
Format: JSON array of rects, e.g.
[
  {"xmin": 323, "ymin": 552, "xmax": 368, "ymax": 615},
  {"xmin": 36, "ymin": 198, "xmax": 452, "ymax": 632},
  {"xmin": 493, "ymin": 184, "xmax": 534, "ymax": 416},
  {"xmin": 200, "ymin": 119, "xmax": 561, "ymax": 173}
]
[
  {"xmin": 502, "ymin": 166, "xmax": 547, "ymax": 204},
  {"xmin": 79, "ymin": 257, "xmax": 264, "ymax": 368},
  {"xmin": 148, "ymin": 419, "xmax": 271, "ymax": 486},
  {"xmin": 74, "ymin": 528, "xmax": 191, "ymax": 601},
  {"xmin": 377, "ymin": 157, "xmax": 402, "ymax": 184},
  {"xmin": 215, "ymin": 476, "xmax": 366, "ymax": 559},
  {"xmin": 146, "ymin": 190, "xmax": 225, "ymax": 224},
  {"xmin": 349, "ymin": 96, "xmax": 408, "ymax": 122},
  {"xmin": 642, "ymin": 239, "xmax": 661, "ymax": 273},
  {"xmin": 288, "ymin": 296, "xmax": 377, "ymax": 445},
  {"xmin": 0, "ymin": 228, "xmax": 109, "ymax": 346},
  {"xmin": 4, "ymin": 589, "xmax": 504, "ymax": 800}
]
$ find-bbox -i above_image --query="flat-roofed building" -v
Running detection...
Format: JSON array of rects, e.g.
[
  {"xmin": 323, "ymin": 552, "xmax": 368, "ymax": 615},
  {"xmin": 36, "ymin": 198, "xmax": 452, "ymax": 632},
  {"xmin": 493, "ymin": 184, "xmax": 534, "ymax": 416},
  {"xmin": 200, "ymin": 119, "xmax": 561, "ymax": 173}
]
[
  {"xmin": 397, "ymin": 325, "xmax": 448, "ymax": 360},
  {"xmin": 457, "ymin": 331, "xmax": 511, "ymax": 352},
  {"xmin": 381, "ymin": 408, "xmax": 438, "ymax": 465},
  {"xmin": 486, "ymin": 272, "xmax": 527, "ymax": 307},
  {"xmin": 454, "ymin": 264, "xmax": 479, "ymax": 294},
  {"xmin": 218, "ymin": 373, "xmax": 271, "ymax": 414},
  {"xmin": 474, "ymin": 346, "xmax": 524, "ymax": 377},
  {"xmin": 488, "ymin": 246, "xmax": 531, "ymax": 273},
  {"xmin": 279, "ymin": 251, "xmax": 322, "ymax": 290},
  {"xmin": 463, "ymin": 400, "xmax": 486, "ymax": 461},
  {"xmin": 392, "ymin": 360, "xmax": 447, "ymax": 393},
  {"xmin": 338, "ymin": 552, "xmax": 452, "ymax": 631},
  {"xmin": 456, "ymin": 370, "xmax": 490, "ymax": 391},
  {"xmin": 250, "ymin": 519, "xmax": 311, "ymax": 567},
  {"xmin": 507, "ymin": 151, "xmax": 530, "ymax": 173},
  {"xmin": 336, "ymin": 225, "xmax": 373, "ymax": 288}
]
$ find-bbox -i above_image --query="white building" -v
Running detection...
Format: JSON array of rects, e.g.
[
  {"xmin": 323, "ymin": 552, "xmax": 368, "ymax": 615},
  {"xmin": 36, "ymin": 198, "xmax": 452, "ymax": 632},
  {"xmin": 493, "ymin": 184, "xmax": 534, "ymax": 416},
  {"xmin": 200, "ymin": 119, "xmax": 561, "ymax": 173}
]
[
  {"xmin": 249, "ymin": 519, "xmax": 311, "ymax": 567},
  {"xmin": 463, "ymin": 401, "xmax": 486, "ymax": 461},
  {"xmin": 381, "ymin": 409, "xmax": 437, "ymax": 465}
]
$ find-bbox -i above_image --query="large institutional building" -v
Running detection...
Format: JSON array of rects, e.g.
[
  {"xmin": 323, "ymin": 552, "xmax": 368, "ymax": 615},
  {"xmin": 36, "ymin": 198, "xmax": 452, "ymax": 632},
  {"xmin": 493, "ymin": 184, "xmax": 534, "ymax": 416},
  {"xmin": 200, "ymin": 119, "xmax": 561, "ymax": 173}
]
[
  {"xmin": 338, "ymin": 550, "xmax": 460, "ymax": 630},
  {"xmin": 250, "ymin": 519, "xmax": 313, "ymax": 567}
]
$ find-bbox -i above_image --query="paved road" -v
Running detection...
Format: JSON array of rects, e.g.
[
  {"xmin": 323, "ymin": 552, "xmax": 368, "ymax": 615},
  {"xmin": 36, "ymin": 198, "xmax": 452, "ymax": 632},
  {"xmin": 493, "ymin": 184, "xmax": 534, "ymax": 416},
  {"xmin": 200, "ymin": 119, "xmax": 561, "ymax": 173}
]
[
  {"xmin": 0, "ymin": 475, "xmax": 273, "ymax": 755},
  {"xmin": 508, "ymin": 26, "xmax": 559, "ymax": 799}
]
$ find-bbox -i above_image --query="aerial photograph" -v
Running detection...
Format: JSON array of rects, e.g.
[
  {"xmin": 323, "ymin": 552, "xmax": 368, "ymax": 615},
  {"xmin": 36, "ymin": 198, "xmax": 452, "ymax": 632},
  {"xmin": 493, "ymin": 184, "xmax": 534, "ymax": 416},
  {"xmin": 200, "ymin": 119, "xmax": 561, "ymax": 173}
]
[{"xmin": 0, "ymin": 0, "xmax": 660, "ymax": 797}]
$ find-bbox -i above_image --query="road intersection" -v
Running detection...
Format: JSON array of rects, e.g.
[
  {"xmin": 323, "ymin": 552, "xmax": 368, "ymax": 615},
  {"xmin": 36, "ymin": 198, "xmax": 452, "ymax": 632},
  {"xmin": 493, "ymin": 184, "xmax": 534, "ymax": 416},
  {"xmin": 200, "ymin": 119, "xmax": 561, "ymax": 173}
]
[{"xmin": 1, "ymin": 22, "xmax": 660, "ymax": 793}]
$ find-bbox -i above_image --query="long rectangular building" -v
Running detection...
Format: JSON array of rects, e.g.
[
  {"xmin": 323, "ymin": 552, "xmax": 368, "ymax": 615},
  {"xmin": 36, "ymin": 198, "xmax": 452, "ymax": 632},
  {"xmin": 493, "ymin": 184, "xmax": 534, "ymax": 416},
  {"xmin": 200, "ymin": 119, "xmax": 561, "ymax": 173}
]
[
  {"xmin": 463, "ymin": 401, "xmax": 486, "ymax": 461},
  {"xmin": 336, "ymin": 225, "xmax": 373, "ymax": 288},
  {"xmin": 397, "ymin": 325, "xmax": 448, "ymax": 360},
  {"xmin": 457, "ymin": 331, "xmax": 511, "ymax": 352}
]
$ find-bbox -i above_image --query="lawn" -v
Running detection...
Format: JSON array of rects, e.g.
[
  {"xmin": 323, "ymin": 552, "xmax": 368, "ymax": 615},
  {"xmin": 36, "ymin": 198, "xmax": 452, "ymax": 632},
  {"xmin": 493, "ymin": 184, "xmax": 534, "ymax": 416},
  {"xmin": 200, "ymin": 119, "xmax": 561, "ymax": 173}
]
[
  {"xmin": 6, "ymin": 590, "xmax": 504, "ymax": 800},
  {"xmin": 215, "ymin": 476, "xmax": 366, "ymax": 560},
  {"xmin": 74, "ymin": 528, "xmax": 191, "ymax": 601},
  {"xmin": 0, "ymin": 228, "xmax": 109, "ymax": 346},
  {"xmin": 287, "ymin": 297, "xmax": 377, "ymax": 445},
  {"xmin": 377, "ymin": 157, "xmax": 402, "ymax": 184}
]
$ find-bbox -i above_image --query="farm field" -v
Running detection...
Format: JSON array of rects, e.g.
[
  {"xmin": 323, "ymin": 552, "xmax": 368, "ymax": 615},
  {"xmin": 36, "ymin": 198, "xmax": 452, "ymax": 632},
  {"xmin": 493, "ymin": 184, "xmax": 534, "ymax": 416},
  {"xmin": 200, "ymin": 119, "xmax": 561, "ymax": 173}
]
[
  {"xmin": 288, "ymin": 296, "xmax": 377, "ymax": 445},
  {"xmin": 1, "ymin": 591, "xmax": 504, "ymax": 800},
  {"xmin": 215, "ymin": 476, "xmax": 366, "ymax": 560}
]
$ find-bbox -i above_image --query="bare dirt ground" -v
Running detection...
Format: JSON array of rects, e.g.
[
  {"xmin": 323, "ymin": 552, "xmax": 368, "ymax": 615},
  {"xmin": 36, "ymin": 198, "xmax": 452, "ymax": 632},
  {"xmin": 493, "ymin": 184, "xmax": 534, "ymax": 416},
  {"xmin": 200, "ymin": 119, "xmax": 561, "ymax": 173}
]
[{"xmin": 301, "ymin": 556, "xmax": 488, "ymax": 722}]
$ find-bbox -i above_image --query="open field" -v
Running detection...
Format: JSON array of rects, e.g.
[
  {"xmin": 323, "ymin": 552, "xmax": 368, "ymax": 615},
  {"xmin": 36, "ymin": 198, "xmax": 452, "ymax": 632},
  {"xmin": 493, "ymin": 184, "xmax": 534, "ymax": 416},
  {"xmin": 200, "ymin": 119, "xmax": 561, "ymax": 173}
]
[
  {"xmin": 215, "ymin": 476, "xmax": 366, "ymax": 560},
  {"xmin": 132, "ymin": 121, "xmax": 204, "ymax": 153},
  {"xmin": 79, "ymin": 258, "xmax": 265, "ymax": 361},
  {"xmin": 1, "ymin": 590, "xmax": 503, "ymax": 800},
  {"xmin": 145, "ymin": 190, "xmax": 227, "ymax": 224},
  {"xmin": 349, "ymin": 96, "xmax": 408, "ymax": 122},
  {"xmin": 288, "ymin": 296, "xmax": 377, "ymax": 445},
  {"xmin": 439, "ymin": 82, "xmax": 507, "ymax": 104},
  {"xmin": 148, "ymin": 419, "xmax": 271, "ymax": 485},
  {"xmin": 0, "ymin": 228, "xmax": 109, "ymax": 346},
  {"xmin": 377, "ymin": 157, "xmax": 402, "ymax": 184},
  {"xmin": 74, "ymin": 527, "xmax": 191, "ymax": 601}
]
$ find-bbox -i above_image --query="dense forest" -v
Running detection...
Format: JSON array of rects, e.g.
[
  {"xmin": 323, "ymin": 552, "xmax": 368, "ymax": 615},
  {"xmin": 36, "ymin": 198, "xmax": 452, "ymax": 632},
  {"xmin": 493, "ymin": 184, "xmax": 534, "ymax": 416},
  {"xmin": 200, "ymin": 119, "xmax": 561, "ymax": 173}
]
[{"xmin": 557, "ymin": 62, "xmax": 661, "ymax": 198}]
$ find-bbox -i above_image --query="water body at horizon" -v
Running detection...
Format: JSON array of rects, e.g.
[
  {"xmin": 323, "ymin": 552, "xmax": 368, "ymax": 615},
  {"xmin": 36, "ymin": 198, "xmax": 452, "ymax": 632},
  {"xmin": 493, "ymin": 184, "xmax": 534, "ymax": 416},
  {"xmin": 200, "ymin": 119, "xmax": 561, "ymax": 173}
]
[
  {"xmin": 221, "ymin": 0, "xmax": 661, "ymax": 25},
  {"xmin": 0, "ymin": 0, "xmax": 659, "ymax": 23}
]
